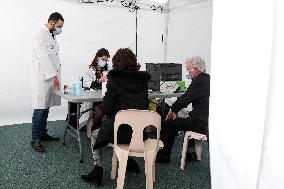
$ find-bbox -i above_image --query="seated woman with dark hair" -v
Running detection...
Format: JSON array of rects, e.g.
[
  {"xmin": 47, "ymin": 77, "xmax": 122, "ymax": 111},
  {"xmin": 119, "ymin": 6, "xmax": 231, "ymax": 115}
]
[
  {"xmin": 67, "ymin": 48, "xmax": 110, "ymax": 130},
  {"xmin": 83, "ymin": 48, "xmax": 110, "ymax": 130},
  {"xmin": 81, "ymin": 48, "xmax": 151, "ymax": 185},
  {"xmin": 84, "ymin": 48, "xmax": 110, "ymax": 90}
]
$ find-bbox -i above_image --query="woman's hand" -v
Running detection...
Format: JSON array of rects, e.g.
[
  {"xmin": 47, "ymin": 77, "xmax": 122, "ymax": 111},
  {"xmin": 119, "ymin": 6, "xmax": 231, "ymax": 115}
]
[
  {"xmin": 165, "ymin": 111, "xmax": 177, "ymax": 120},
  {"xmin": 98, "ymin": 75, "xmax": 107, "ymax": 83}
]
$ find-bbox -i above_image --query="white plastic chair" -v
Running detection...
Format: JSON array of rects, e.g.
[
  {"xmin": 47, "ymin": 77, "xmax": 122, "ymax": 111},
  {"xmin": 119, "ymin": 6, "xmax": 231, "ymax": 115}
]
[
  {"xmin": 180, "ymin": 131, "xmax": 207, "ymax": 170},
  {"xmin": 110, "ymin": 109, "xmax": 162, "ymax": 189}
]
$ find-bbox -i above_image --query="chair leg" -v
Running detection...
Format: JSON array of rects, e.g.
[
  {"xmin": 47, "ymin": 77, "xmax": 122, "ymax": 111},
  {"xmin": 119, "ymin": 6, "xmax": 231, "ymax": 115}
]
[
  {"xmin": 111, "ymin": 149, "xmax": 117, "ymax": 180},
  {"xmin": 116, "ymin": 150, "xmax": 129, "ymax": 189},
  {"xmin": 145, "ymin": 152, "xmax": 155, "ymax": 189},
  {"xmin": 195, "ymin": 140, "xmax": 203, "ymax": 161},
  {"xmin": 180, "ymin": 134, "xmax": 190, "ymax": 170},
  {"xmin": 145, "ymin": 160, "xmax": 147, "ymax": 175},
  {"xmin": 152, "ymin": 159, "xmax": 156, "ymax": 183}
]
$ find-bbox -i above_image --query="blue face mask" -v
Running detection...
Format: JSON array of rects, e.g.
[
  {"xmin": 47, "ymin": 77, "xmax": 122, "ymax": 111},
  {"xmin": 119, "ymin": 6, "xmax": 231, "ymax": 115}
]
[
  {"xmin": 98, "ymin": 60, "xmax": 107, "ymax": 68},
  {"xmin": 53, "ymin": 28, "xmax": 62, "ymax": 36}
]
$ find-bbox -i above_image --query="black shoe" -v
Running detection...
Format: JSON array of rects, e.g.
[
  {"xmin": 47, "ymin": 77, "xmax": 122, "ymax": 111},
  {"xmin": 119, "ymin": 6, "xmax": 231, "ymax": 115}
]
[
  {"xmin": 81, "ymin": 165, "xmax": 103, "ymax": 185},
  {"xmin": 31, "ymin": 140, "xmax": 44, "ymax": 152},
  {"xmin": 126, "ymin": 158, "xmax": 140, "ymax": 173},
  {"xmin": 186, "ymin": 152, "xmax": 197, "ymax": 162},
  {"xmin": 156, "ymin": 154, "xmax": 170, "ymax": 163},
  {"xmin": 41, "ymin": 134, "xmax": 60, "ymax": 141}
]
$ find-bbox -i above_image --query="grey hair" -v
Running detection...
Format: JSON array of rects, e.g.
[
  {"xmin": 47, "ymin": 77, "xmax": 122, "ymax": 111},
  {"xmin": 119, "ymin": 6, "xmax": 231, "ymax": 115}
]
[{"xmin": 185, "ymin": 56, "xmax": 206, "ymax": 73}]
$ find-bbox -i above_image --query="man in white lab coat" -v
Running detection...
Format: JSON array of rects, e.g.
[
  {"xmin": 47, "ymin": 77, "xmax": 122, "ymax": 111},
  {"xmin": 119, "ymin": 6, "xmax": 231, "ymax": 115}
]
[{"xmin": 31, "ymin": 12, "xmax": 64, "ymax": 152}]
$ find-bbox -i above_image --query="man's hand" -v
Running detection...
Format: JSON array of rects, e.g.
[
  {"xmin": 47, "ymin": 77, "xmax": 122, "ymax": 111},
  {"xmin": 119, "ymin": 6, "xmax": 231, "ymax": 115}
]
[
  {"xmin": 165, "ymin": 111, "xmax": 177, "ymax": 121},
  {"xmin": 52, "ymin": 76, "xmax": 59, "ymax": 91}
]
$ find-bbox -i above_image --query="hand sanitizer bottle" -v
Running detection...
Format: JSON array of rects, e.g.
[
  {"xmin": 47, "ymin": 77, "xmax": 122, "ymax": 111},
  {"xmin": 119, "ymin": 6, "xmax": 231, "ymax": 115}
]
[{"xmin": 75, "ymin": 75, "xmax": 82, "ymax": 96}]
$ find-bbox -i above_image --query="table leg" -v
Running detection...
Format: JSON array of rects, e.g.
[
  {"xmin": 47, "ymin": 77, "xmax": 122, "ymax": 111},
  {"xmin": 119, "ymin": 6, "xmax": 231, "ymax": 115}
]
[
  {"xmin": 62, "ymin": 101, "xmax": 70, "ymax": 145},
  {"xmin": 77, "ymin": 103, "xmax": 83, "ymax": 163}
]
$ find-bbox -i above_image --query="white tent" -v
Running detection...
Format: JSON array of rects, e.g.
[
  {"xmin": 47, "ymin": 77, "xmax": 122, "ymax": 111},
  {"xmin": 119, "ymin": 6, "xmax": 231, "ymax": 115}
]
[
  {"xmin": 3, "ymin": 0, "xmax": 283, "ymax": 189},
  {"xmin": 0, "ymin": 0, "xmax": 212, "ymax": 126}
]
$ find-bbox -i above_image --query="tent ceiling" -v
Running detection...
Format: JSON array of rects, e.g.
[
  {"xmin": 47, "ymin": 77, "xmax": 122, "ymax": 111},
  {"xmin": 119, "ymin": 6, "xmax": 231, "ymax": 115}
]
[
  {"xmin": 59, "ymin": 0, "xmax": 211, "ymax": 12},
  {"xmin": 73, "ymin": 0, "xmax": 169, "ymax": 12}
]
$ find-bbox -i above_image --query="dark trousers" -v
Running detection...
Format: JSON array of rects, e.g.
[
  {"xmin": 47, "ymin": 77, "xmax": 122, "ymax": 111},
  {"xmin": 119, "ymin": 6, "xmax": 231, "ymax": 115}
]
[
  {"xmin": 160, "ymin": 117, "xmax": 206, "ymax": 156},
  {"xmin": 32, "ymin": 108, "xmax": 49, "ymax": 141},
  {"xmin": 92, "ymin": 102, "xmax": 104, "ymax": 130}
]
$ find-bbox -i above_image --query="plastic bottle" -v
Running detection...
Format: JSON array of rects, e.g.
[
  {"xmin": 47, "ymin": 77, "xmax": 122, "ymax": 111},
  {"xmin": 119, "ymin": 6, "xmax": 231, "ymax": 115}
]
[
  {"xmin": 102, "ymin": 81, "xmax": 107, "ymax": 96},
  {"xmin": 75, "ymin": 75, "xmax": 82, "ymax": 96},
  {"xmin": 70, "ymin": 84, "xmax": 76, "ymax": 94}
]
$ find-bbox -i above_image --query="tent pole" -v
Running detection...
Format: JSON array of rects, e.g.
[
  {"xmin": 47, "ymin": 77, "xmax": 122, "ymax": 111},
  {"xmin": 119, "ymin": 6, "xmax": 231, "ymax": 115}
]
[{"xmin": 162, "ymin": 1, "xmax": 170, "ymax": 62}]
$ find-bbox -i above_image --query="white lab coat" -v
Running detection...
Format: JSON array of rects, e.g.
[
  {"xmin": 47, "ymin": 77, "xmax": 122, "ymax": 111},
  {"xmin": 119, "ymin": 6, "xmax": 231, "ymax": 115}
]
[
  {"xmin": 83, "ymin": 67, "xmax": 97, "ymax": 88},
  {"xmin": 83, "ymin": 67, "xmax": 109, "ymax": 88},
  {"xmin": 31, "ymin": 25, "xmax": 61, "ymax": 109},
  {"xmin": 80, "ymin": 67, "xmax": 99, "ymax": 125},
  {"xmin": 80, "ymin": 67, "xmax": 109, "ymax": 125}
]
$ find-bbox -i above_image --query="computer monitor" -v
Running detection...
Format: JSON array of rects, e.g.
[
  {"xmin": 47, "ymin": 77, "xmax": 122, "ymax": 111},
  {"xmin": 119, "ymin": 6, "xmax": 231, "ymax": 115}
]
[
  {"xmin": 159, "ymin": 63, "xmax": 182, "ymax": 81},
  {"xmin": 146, "ymin": 63, "xmax": 182, "ymax": 91}
]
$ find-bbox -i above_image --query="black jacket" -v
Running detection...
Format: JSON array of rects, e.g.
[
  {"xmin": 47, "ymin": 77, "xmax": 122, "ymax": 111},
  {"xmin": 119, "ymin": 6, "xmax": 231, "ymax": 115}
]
[
  {"xmin": 93, "ymin": 69, "xmax": 151, "ymax": 150},
  {"xmin": 102, "ymin": 70, "xmax": 151, "ymax": 115},
  {"xmin": 171, "ymin": 72, "xmax": 210, "ymax": 132}
]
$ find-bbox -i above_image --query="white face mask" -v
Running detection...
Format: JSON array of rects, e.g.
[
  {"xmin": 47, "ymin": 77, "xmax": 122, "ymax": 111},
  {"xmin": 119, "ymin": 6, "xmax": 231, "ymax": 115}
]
[
  {"xmin": 186, "ymin": 74, "xmax": 192, "ymax": 80},
  {"xmin": 98, "ymin": 60, "xmax": 107, "ymax": 68}
]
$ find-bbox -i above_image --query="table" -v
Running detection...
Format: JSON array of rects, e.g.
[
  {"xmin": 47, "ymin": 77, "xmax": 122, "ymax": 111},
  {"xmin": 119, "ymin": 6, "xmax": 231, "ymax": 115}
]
[
  {"xmin": 149, "ymin": 91, "xmax": 183, "ymax": 115},
  {"xmin": 56, "ymin": 90, "xmax": 183, "ymax": 163}
]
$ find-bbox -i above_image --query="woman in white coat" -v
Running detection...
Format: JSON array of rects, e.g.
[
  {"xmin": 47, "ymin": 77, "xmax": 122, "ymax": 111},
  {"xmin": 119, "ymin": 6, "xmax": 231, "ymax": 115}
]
[
  {"xmin": 83, "ymin": 48, "xmax": 110, "ymax": 90},
  {"xmin": 67, "ymin": 48, "xmax": 110, "ymax": 132},
  {"xmin": 83, "ymin": 48, "xmax": 110, "ymax": 131},
  {"xmin": 31, "ymin": 12, "xmax": 64, "ymax": 152}
]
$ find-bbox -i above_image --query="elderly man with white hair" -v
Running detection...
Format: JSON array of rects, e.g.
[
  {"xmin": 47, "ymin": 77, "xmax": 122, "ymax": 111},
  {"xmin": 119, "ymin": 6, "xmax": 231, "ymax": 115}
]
[{"xmin": 157, "ymin": 56, "xmax": 210, "ymax": 163}]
